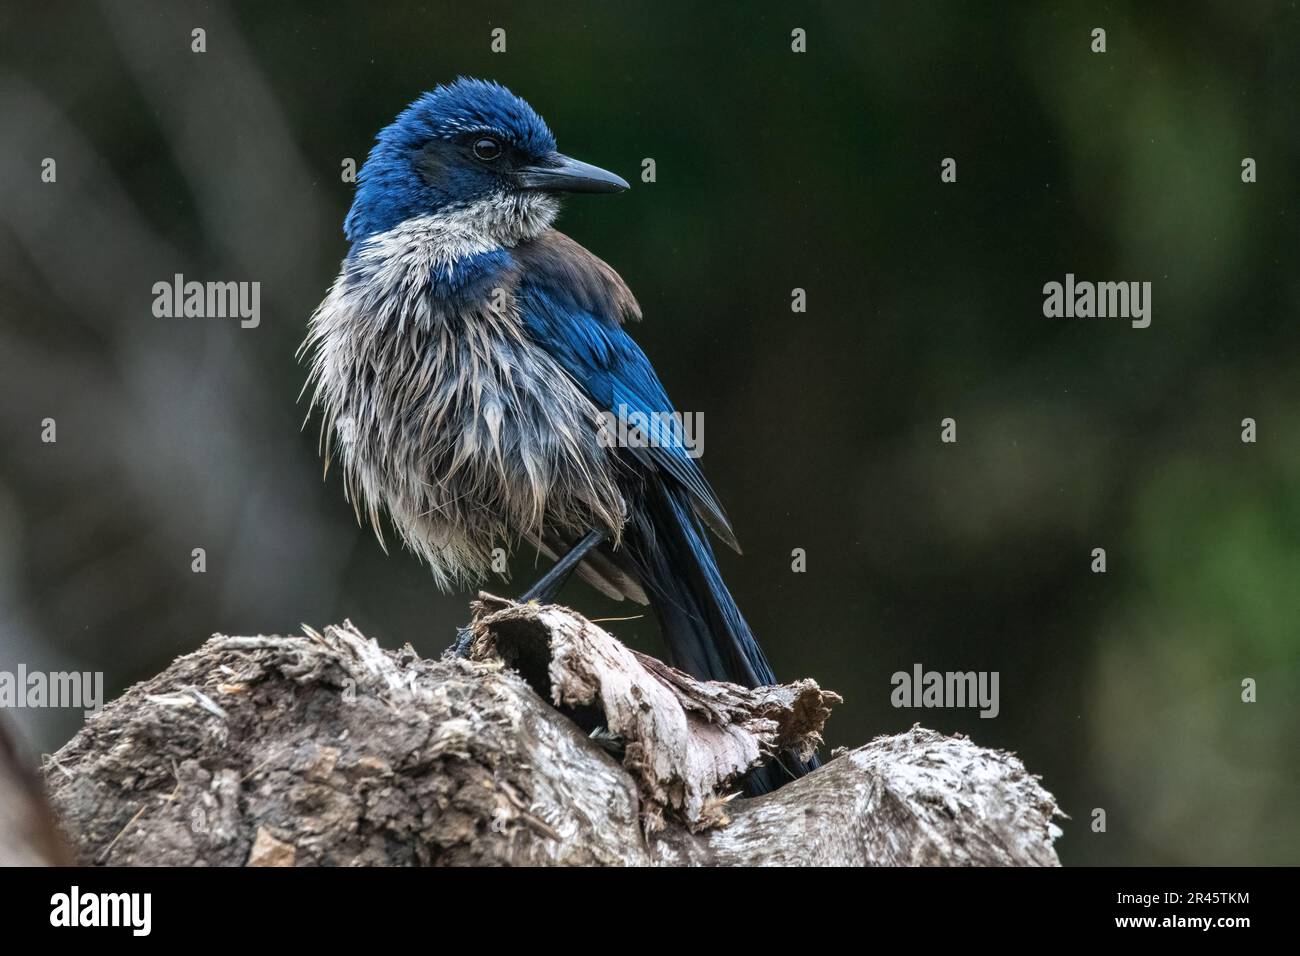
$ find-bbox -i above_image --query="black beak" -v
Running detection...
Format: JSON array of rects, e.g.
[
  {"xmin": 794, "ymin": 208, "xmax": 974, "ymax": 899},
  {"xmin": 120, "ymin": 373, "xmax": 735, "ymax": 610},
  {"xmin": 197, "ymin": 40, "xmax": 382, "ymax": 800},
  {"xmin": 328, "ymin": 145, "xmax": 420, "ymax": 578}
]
[{"xmin": 516, "ymin": 152, "xmax": 629, "ymax": 194}]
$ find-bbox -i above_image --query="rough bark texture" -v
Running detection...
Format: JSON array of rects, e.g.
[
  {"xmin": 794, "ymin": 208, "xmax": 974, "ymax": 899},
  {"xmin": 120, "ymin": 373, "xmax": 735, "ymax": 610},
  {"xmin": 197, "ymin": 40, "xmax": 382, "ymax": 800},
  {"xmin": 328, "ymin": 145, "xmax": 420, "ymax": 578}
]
[{"xmin": 34, "ymin": 597, "xmax": 1063, "ymax": 866}]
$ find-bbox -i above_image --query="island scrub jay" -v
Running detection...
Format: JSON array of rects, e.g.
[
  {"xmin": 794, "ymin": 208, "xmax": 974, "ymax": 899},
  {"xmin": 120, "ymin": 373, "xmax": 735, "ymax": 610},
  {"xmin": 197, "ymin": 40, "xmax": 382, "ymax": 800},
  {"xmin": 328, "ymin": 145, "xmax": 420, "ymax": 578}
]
[{"xmin": 302, "ymin": 79, "xmax": 817, "ymax": 792}]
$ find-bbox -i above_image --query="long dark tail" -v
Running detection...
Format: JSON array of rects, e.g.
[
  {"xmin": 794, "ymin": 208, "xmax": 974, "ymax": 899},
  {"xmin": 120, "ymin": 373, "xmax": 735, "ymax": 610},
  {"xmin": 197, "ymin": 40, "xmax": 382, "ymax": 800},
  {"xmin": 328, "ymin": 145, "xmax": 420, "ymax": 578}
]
[{"xmin": 624, "ymin": 481, "xmax": 819, "ymax": 795}]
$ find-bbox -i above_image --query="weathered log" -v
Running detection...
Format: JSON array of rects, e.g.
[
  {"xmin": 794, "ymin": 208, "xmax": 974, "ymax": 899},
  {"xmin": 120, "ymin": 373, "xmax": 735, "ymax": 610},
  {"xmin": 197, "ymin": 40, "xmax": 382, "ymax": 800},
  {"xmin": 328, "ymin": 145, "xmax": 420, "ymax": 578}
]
[{"xmin": 38, "ymin": 597, "xmax": 1062, "ymax": 866}]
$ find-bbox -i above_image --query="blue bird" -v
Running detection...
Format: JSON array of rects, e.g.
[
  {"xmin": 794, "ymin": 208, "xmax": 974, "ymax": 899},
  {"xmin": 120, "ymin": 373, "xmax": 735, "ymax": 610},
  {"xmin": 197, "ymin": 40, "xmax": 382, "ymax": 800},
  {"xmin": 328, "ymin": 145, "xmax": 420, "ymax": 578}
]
[{"xmin": 302, "ymin": 78, "xmax": 817, "ymax": 793}]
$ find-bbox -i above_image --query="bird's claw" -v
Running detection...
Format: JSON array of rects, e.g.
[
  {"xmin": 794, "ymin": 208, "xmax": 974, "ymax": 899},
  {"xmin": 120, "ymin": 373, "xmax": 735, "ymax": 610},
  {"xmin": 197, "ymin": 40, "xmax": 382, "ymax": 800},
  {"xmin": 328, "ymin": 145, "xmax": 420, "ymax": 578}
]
[{"xmin": 444, "ymin": 626, "xmax": 474, "ymax": 659}]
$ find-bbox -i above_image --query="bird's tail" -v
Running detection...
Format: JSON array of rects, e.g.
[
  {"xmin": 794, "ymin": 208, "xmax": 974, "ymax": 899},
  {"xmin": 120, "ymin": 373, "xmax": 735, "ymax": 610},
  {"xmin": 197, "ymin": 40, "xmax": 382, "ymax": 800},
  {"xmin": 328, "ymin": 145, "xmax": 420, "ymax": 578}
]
[{"xmin": 625, "ymin": 482, "xmax": 820, "ymax": 796}]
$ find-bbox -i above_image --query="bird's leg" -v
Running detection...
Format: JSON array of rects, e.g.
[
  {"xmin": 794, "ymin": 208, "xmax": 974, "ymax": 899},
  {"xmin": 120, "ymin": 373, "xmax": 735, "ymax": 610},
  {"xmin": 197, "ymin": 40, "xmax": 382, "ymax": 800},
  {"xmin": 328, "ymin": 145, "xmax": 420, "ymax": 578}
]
[
  {"xmin": 444, "ymin": 529, "xmax": 608, "ymax": 659},
  {"xmin": 518, "ymin": 528, "xmax": 607, "ymax": 604}
]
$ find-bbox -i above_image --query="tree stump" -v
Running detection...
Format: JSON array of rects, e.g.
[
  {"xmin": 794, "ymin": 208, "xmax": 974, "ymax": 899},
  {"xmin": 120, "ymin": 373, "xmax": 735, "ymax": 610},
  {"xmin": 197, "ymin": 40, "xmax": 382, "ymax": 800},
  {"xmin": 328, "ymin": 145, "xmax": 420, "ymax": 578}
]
[{"xmin": 25, "ymin": 596, "xmax": 1061, "ymax": 866}]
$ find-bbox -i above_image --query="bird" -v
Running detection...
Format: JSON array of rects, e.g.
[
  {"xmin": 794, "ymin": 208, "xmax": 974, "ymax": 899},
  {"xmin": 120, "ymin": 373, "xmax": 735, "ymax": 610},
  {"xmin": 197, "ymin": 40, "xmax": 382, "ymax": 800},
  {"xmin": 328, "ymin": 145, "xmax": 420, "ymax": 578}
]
[{"xmin": 301, "ymin": 78, "xmax": 817, "ymax": 794}]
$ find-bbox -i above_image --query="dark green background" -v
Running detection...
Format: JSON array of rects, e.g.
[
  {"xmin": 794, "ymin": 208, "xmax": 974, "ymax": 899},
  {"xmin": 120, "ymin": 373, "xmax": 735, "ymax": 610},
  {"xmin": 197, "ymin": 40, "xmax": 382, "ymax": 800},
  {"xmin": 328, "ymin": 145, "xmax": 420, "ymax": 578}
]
[{"xmin": 1, "ymin": 1, "xmax": 1296, "ymax": 865}]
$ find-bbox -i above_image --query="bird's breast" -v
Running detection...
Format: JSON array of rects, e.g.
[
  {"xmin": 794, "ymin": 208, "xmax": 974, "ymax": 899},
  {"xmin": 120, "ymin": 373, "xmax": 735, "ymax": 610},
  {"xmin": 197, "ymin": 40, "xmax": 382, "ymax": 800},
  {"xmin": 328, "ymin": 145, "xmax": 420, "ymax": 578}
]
[{"xmin": 302, "ymin": 227, "xmax": 625, "ymax": 587}]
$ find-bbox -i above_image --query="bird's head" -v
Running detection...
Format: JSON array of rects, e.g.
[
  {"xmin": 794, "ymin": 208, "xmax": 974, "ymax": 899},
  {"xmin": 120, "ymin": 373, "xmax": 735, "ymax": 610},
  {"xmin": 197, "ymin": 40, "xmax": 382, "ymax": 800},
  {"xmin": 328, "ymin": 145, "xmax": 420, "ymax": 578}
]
[{"xmin": 344, "ymin": 78, "xmax": 628, "ymax": 248}]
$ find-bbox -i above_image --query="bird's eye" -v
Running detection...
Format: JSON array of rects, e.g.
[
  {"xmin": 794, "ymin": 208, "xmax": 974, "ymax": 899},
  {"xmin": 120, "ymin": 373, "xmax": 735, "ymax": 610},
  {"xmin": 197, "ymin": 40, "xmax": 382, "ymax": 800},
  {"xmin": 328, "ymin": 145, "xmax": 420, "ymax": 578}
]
[{"xmin": 473, "ymin": 137, "xmax": 502, "ymax": 162}]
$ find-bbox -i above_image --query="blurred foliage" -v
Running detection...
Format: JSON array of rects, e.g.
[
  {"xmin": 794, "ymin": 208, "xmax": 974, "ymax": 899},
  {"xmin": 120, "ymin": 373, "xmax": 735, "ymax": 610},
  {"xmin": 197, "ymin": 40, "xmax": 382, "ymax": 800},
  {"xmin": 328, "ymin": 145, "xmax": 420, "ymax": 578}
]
[{"xmin": 0, "ymin": 1, "xmax": 1296, "ymax": 864}]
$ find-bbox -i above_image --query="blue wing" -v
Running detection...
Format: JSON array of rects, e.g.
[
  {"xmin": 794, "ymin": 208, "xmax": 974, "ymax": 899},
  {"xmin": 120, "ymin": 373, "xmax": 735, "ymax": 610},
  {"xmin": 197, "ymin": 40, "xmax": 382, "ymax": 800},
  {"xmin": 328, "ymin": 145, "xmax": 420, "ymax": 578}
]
[
  {"xmin": 510, "ymin": 231, "xmax": 739, "ymax": 551},
  {"xmin": 507, "ymin": 232, "xmax": 823, "ymax": 791}
]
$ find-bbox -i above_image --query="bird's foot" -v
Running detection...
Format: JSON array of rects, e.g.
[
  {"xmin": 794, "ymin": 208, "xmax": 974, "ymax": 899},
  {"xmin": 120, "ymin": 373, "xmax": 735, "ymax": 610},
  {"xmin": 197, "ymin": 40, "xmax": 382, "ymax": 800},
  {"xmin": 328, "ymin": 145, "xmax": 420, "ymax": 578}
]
[
  {"xmin": 588, "ymin": 726, "xmax": 624, "ymax": 757},
  {"xmin": 444, "ymin": 625, "xmax": 474, "ymax": 659}
]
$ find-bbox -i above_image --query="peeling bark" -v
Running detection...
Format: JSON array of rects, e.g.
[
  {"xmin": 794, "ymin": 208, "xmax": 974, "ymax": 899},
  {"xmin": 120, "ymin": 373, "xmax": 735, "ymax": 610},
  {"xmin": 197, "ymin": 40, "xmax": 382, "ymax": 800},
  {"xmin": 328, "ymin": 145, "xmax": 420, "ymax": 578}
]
[
  {"xmin": 38, "ymin": 598, "xmax": 1063, "ymax": 866},
  {"xmin": 465, "ymin": 594, "xmax": 838, "ymax": 831}
]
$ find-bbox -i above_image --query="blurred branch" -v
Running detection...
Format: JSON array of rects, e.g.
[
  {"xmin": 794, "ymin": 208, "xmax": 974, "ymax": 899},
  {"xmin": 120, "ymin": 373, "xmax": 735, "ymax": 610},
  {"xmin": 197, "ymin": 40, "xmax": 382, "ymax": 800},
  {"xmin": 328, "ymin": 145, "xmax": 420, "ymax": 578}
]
[
  {"xmin": 40, "ymin": 599, "xmax": 1062, "ymax": 866},
  {"xmin": 0, "ymin": 715, "xmax": 71, "ymax": 866}
]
